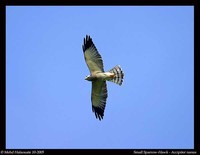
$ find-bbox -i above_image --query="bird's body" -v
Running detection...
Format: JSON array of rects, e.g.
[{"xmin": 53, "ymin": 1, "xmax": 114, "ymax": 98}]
[
  {"xmin": 85, "ymin": 72, "xmax": 115, "ymax": 81},
  {"xmin": 82, "ymin": 35, "xmax": 124, "ymax": 120}
]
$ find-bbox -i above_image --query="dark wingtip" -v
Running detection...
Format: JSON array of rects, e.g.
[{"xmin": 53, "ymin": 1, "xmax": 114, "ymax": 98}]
[
  {"xmin": 92, "ymin": 106, "xmax": 104, "ymax": 121},
  {"xmin": 82, "ymin": 35, "xmax": 93, "ymax": 52},
  {"xmin": 86, "ymin": 35, "xmax": 90, "ymax": 39}
]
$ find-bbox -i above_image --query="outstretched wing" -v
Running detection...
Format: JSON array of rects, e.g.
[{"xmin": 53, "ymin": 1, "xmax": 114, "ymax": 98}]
[
  {"xmin": 82, "ymin": 35, "xmax": 104, "ymax": 73},
  {"xmin": 91, "ymin": 80, "xmax": 108, "ymax": 120}
]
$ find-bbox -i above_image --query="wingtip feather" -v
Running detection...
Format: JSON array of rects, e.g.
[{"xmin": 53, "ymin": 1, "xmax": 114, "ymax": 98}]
[{"xmin": 82, "ymin": 35, "xmax": 93, "ymax": 52}]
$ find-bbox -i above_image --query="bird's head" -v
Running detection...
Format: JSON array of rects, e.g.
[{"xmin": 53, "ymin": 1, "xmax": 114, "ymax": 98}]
[
  {"xmin": 85, "ymin": 75, "xmax": 95, "ymax": 81},
  {"xmin": 85, "ymin": 75, "xmax": 90, "ymax": 81}
]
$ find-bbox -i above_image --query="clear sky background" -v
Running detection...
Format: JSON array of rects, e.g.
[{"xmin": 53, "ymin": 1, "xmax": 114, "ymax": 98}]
[{"xmin": 6, "ymin": 6, "xmax": 194, "ymax": 149}]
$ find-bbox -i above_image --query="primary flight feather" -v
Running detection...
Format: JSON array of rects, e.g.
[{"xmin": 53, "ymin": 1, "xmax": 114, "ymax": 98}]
[{"xmin": 82, "ymin": 35, "xmax": 124, "ymax": 120}]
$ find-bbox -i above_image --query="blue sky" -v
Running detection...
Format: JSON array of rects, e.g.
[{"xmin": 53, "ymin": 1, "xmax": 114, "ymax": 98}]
[{"xmin": 6, "ymin": 6, "xmax": 194, "ymax": 149}]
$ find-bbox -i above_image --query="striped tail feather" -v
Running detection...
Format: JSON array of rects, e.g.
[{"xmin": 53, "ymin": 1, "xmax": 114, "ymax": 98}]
[{"xmin": 108, "ymin": 65, "xmax": 124, "ymax": 85}]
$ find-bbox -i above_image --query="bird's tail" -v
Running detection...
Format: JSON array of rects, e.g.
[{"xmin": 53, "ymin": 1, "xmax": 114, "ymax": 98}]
[{"xmin": 108, "ymin": 65, "xmax": 124, "ymax": 86}]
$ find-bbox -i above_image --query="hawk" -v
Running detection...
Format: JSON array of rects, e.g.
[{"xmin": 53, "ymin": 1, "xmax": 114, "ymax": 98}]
[{"xmin": 82, "ymin": 35, "xmax": 124, "ymax": 120}]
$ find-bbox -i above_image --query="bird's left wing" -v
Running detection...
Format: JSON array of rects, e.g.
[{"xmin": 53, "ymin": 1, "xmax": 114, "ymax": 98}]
[
  {"xmin": 91, "ymin": 80, "xmax": 108, "ymax": 120},
  {"xmin": 82, "ymin": 35, "xmax": 104, "ymax": 74}
]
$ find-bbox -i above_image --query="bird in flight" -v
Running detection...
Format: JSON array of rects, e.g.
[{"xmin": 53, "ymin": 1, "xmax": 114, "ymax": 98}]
[{"xmin": 82, "ymin": 35, "xmax": 124, "ymax": 120}]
